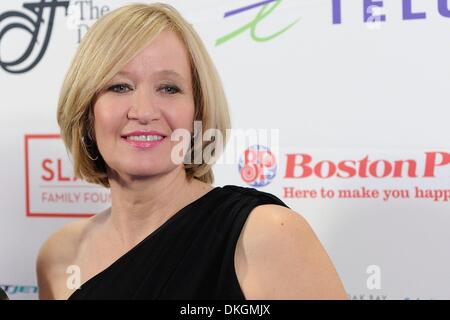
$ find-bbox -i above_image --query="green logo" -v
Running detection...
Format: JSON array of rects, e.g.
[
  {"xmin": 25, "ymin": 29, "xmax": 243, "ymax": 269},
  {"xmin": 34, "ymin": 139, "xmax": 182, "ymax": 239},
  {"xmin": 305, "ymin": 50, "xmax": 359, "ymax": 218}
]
[{"xmin": 216, "ymin": 0, "xmax": 300, "ymax": 46}]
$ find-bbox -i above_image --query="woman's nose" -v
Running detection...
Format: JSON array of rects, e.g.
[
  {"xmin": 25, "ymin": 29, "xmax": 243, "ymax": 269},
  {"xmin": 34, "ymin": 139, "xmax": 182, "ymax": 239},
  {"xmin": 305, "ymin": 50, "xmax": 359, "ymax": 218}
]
[{"xmin": 127, "ymin": 87, "xmax": 161, "ymax": 124}]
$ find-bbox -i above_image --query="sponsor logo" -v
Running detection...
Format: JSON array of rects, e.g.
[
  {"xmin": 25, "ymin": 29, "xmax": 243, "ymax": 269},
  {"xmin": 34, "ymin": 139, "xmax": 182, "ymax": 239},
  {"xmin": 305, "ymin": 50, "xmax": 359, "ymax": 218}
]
[
  {"xmin": 332, "ymin": 0, "xmax": 450, "ymax": 24},
  {"xmin": 239, "ymin": 145, "xmax": 277, "ymax": 187},
  {"xmin": 284, "ymin": 152, "xmax": 450, "ymax": 178},
  {"xmin": 24, "ymin": 134, "xmax": 110, "ymax": 218},
  {"xmin": 0, "ymin": 0, "xmax": 69, "ymax": 73},
  {"xmin": 0, "ymin": 284, "xmax": 37, "ymax": 296},
  {"xmin": 216, "ymin": 0, "xmax": 300, "ymax": 46}
]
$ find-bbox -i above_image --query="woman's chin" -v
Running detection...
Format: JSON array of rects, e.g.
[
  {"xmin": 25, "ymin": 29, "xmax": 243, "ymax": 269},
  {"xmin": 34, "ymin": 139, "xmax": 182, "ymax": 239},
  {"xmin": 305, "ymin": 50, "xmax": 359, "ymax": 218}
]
[
  {"xmin": 107, "ymin": 160, "xmax": 178, "ymax": 181},
  {"xmin": 125, "ymin": 168, "xmax": 163, "ymax": 178}
]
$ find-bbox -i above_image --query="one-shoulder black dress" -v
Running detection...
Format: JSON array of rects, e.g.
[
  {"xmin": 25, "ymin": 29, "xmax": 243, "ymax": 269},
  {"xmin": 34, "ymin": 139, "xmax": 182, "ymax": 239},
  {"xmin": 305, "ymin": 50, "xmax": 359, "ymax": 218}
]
[{"xmin": 68, "ymin": 185, "xmax": 290, "ymax": 300}]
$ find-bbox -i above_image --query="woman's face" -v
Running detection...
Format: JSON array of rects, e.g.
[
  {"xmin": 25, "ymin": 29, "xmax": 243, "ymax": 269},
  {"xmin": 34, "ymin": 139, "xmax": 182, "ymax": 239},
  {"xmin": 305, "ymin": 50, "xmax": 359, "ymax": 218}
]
[{"xmin": 93, "ymin": 30, "xmax": 195, "ymax": 180}]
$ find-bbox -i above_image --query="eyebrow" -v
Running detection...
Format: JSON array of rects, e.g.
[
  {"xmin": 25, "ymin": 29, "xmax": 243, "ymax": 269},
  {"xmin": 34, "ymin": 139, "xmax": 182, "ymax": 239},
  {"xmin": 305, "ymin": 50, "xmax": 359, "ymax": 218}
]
[{"xmin": 116, "ymin": 69, "xmax": 185, "ymax": 81}]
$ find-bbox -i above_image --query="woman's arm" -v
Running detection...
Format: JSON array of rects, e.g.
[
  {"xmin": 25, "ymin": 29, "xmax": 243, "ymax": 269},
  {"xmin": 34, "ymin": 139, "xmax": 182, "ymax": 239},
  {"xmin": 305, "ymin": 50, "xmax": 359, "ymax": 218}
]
[
  {"xmin": 36, "ymin": 221, "xmax": 82, "ymax": 300},
  {"xmin": 235, "ymin": 204, "xmax": 348, "ymax": 300},
  {"xmin": 36, "ymin": 240, "xmax": 55, "ymax": 300}
]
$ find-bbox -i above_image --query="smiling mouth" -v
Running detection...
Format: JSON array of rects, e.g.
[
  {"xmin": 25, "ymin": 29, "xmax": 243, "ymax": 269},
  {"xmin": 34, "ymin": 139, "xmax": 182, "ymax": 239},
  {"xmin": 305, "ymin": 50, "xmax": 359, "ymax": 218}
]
[
  {"xmin": 123, "ymin": 134, "xmax": 165, "ymax": 142},
  {"xmin": 121, "ymin": 135, "xmax": 166, "ymax": 149}
]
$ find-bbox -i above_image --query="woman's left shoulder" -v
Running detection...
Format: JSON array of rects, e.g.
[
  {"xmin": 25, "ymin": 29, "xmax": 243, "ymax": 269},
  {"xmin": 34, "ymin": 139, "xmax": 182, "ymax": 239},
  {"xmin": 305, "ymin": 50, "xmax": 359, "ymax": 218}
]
[
  {"xmin": 239, "ymin": 203, "xmax": 315, "ymax": 259},
  {"xmin": 235, "ymin": 203, "xmax": 348, "ymax": 299}
]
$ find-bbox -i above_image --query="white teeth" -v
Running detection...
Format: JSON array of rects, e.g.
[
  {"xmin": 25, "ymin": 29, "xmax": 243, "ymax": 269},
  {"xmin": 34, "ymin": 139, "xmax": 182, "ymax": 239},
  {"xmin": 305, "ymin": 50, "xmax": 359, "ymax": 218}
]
[{"xmin": 127, "ymin": 135, "xmax": 163, "ymax": 141}]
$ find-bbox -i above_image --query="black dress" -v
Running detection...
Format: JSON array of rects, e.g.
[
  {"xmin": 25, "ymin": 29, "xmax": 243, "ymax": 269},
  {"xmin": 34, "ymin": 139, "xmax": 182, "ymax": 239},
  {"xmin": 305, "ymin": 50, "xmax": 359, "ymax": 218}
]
[{"xmin": 68, "ymin": 185, "xmax": 290, "ymax": 300}]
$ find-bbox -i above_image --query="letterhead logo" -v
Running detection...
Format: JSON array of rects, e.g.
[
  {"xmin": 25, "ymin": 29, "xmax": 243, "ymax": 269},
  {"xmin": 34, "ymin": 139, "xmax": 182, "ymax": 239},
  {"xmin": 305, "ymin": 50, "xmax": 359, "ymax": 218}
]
[
  {"xmin": 0, "ymin": 0, "xmax": 69, "ymax": 74},
  {"xmin": 239, "ymin": 145, "xmax": 277, "ymax": 187},
  {"xmin": 216, "ymin": 0, "xmax": 300, "ymax": 46}
]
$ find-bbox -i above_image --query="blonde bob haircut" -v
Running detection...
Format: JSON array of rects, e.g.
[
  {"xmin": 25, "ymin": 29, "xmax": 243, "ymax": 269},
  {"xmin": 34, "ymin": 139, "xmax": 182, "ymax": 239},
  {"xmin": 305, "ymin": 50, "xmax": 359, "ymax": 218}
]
[{"xmin": 57, "ymin": 3, "xmax": 231, "ymax": 188}]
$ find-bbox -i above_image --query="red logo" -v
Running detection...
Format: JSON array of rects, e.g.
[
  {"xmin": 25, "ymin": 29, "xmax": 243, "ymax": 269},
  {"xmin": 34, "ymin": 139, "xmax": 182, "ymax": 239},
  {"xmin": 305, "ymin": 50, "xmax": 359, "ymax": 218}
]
[
  {"xmin": 25, "ymin": 134, "xmax": 110, "ymax": 218},
  {"xmin": 285, "ymin": 152, "xmax": 450, "ymax": 178}
]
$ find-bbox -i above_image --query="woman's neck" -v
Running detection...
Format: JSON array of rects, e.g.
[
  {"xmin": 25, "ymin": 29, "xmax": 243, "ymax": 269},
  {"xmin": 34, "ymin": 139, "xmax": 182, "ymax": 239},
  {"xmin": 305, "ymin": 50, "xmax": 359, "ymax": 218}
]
[{"xmin": 105, "ymin": 167, "xmax": 212, "ymax": 249}]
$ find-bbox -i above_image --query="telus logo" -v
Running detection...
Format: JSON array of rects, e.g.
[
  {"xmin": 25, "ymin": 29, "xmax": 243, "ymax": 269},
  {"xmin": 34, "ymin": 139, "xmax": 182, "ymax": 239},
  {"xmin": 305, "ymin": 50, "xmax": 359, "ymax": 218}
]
[
  {"xmin": 332, "ymin": 0, "xmax": 450, "ymax": 24},
  {"xmin": 216, "ymin": 0, "xmax": 299, "ymax": 46}
]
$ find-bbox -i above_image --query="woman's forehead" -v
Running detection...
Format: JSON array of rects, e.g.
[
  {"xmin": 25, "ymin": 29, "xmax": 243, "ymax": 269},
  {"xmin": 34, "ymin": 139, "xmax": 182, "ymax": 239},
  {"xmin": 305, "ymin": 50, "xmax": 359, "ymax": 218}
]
[{"xmin": 118, "ymin": 31, "xmax": 191, "ymax": 80}]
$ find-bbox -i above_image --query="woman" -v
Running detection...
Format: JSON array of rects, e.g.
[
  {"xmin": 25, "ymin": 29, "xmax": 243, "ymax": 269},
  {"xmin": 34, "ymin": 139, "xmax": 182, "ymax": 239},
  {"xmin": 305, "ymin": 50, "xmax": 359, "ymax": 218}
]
[{"xmin": 36, "ymin": 3, "xmax": 347, "ymax": 300}]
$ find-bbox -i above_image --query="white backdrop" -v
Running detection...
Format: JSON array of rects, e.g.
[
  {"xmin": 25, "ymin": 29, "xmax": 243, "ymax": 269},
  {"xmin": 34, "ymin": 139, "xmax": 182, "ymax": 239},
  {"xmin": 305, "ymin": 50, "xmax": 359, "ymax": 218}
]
[{"xmin": 0, "ymin": 0, "xmax": 449, "ymax": 299}]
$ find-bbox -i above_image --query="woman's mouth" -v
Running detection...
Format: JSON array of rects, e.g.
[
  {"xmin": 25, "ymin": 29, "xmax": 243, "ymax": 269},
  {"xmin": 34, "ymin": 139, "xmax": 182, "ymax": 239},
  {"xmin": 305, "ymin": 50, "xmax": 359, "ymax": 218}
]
[{"xmin": 121, "ymin": 133, "xmax": 166, "ymax": 149}]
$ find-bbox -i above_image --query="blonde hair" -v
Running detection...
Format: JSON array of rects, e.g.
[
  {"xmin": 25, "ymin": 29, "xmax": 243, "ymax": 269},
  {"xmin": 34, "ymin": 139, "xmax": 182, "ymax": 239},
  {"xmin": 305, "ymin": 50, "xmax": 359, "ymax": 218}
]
[{"xmin": 57, "ymin": 3, "xmax": 231, "ymax": 188}]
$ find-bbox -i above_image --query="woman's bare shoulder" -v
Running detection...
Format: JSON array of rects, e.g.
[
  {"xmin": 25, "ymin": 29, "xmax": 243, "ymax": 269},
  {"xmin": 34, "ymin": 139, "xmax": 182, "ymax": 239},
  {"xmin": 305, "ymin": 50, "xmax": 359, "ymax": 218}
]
[
  {"xmin": 37, "ymin": 220, "xmax": 86, "ymax": 263},
  {"xmin": 235, "ymin": 204, "xmax": 348, "ymax": 300},
  {"xmin": 36, "ymin": 209, "xmax": 109, "ymax": 299}
]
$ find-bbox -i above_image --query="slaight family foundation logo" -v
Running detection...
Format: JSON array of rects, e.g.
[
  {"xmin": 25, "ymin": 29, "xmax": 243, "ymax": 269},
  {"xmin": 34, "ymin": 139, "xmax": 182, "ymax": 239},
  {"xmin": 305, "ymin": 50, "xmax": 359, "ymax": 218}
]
[{"xmin": 25, "ymin": 134, "xmax": 111, "ymax": 218}]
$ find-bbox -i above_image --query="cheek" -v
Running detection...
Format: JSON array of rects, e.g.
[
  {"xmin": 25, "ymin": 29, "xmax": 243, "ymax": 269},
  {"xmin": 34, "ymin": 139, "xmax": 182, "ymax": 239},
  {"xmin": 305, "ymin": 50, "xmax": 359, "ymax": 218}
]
[
  {"xmin": 93, "ymin": 99, "xmax": 125, "ymax": 140},
  {"xmin": 164, "ymin": 102, "xmax": 196, "ymax": 132}
]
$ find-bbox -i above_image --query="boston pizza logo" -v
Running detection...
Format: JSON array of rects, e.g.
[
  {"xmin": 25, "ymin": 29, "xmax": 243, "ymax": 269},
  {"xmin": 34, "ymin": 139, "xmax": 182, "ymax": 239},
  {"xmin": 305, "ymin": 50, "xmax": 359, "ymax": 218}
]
[
  {"xmin": 238, "ymin": 145, "xmax": 277, "ymax": 187},
  {"xmin": 0, "ymin": 0, "xmax": 69, "ymax": 74}
]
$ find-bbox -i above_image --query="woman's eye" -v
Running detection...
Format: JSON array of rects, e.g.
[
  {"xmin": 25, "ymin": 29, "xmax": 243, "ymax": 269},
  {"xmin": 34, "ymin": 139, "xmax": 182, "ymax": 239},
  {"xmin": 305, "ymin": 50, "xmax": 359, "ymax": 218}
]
[
  {"xmin": 160, "ymin": 85, "xmax": 181, "ymax": 95},
  {"xmin": 108, "ymin": 84, "xmax": 132, "ymax": 93}
]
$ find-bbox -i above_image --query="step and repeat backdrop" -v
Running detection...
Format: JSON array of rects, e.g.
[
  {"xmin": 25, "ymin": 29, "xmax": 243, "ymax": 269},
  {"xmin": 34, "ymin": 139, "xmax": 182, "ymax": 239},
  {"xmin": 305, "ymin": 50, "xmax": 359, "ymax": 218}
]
[{"xmin": 1, "ymin": 0, "xmax": 449, "ymax": 299}]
